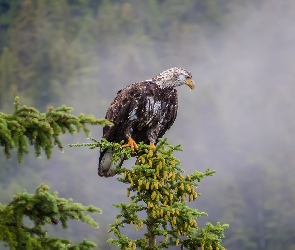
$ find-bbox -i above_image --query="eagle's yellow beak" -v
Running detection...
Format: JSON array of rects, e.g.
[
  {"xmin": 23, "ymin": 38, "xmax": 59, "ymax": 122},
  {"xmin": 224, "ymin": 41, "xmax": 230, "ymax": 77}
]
[{"xmin": 185, "ymin": 78, "xmax": 195, "ymax": 90}]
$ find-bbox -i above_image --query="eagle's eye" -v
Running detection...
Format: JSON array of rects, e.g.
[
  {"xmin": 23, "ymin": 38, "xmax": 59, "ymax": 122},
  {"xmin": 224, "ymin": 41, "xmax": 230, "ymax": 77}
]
[{"xmin": 178, "ymin": 74, "xmax": 186, "ymax": 82}]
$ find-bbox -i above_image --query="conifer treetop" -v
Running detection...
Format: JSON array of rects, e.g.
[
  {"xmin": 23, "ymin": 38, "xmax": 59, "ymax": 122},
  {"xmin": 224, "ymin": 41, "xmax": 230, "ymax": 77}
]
[
  {"xmin": 73, "ymin": 138, "xmax": 229, "ymax": 249},
  {"xmin": 105, "ymin": 139, "xmax": 229, "ymax": 250}
]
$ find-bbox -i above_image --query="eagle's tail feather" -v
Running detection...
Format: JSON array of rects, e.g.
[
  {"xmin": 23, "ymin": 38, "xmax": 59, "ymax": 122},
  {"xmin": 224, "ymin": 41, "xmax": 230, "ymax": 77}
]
[{"xmin": 98, "ymin": 148, "xmax": 124, "ymax": 177}]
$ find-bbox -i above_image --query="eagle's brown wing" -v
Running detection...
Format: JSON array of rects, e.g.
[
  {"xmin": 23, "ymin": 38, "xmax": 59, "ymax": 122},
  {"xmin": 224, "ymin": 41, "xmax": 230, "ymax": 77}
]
[
  {"xmin": 98, "ymin": 81, "xmax": 150, "ymax": 177},
  {"xmin": 102, "ymin": 82, "xmax": 147, "ymax": 142}
]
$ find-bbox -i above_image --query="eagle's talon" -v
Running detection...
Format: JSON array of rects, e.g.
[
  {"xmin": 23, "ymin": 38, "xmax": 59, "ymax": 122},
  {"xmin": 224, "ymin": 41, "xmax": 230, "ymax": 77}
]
[{"xmin": 122, "ymin": 137, "xmax": 138, "ymax": 152}]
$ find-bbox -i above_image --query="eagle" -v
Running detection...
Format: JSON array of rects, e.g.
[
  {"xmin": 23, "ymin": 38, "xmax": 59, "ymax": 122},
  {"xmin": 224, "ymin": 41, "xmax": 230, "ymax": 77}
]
[{"xmin": 98, "ymin": 67, "xmax": 195, "ymax": 177}]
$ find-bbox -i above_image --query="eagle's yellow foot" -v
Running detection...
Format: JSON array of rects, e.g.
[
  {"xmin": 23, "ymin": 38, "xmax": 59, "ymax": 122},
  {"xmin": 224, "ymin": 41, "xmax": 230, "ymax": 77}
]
[{"xmin": 123, "ymin": 137, "xmax": 138, "ymax": 152}]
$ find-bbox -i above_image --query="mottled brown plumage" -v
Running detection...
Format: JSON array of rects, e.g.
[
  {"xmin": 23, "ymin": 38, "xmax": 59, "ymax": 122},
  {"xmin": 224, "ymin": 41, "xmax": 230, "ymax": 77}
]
[{"xmin": 98, "ymin": 67, "xmax": 195, "ymax": 177}]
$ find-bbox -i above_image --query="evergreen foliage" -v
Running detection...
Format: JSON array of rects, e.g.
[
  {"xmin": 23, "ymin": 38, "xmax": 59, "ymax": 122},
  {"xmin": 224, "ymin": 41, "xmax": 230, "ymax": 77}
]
[
  {"xmin": 71, "ymin": 139, "xmax": 229, "ymax": 249},
  {"xmin": 0, "ymin": 97, "xmax": 107, "ymax": 249},
  {"xmin": 0, "ymin": 96, "xmax": 112, "ymax": 163},
  {"xmin": 0, "ymin": 184, "xmax": 101, "ymax": 250}
]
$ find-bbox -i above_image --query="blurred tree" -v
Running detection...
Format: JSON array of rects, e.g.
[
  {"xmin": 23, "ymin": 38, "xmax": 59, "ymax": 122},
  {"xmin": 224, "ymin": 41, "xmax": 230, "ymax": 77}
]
[
  {"xmin": 220, "ymin": 185, "xmax": 252, "ymax": 249},
  {"xmin": 93, "ymin": 0, "xmax": 121, "ymax": 46},
  {"xmin": 9, "ymin": 0, "xmax": 49, "ymax": 107},
  {"xmin": 144, "ymin": 0, "xmax": 165, "ymax": 40},
  {"xmin": 0, "ymin": 47, "xmax": 19, "ymax": 111},
  {"xmin": 0, "ymin": 1, "xmax": 21, "ymax": 52},
  {"xmin": 121, "ymin": 3, "xmax": 135, "ymax": 26}
]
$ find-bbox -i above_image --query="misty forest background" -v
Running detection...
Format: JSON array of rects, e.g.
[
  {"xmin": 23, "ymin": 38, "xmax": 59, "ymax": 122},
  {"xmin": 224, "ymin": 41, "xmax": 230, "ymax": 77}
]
[{"xmin": 1, "ymin": 0, "xmax": 295, "ymax": 249}]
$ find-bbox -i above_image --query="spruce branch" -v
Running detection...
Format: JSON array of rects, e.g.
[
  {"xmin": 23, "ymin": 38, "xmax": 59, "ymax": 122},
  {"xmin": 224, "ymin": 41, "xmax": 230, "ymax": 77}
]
[
  {"xmin": 0, "ymin": 184, "xmax": 101, "ymax": 249},
  {"xmin": 69, "ymin": 137, "xmax": 133, "ymax": 164},
  {"xmin": 0, "ymin": 96, "xmax": 112, "ymax": 163}
]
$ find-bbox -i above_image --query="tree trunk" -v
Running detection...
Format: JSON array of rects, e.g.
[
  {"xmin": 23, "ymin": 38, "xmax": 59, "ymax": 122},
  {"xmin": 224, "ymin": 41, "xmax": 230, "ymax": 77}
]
[{"xmin": 147, "ymin": 209, "xmax": 156, "ymax": 248}]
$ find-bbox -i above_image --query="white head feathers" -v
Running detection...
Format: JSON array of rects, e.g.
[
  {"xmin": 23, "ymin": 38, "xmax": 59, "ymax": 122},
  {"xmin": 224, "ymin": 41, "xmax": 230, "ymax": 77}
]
[{"xmin": 152, "ymin": 67, "xmax": 195, "ymax": 89}]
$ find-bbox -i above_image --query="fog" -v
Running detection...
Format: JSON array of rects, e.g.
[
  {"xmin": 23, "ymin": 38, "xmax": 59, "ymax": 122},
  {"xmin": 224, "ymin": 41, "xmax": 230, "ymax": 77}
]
[{"xmin": 1, "ymin": 1, "xmax": 295, "ymax": 249}]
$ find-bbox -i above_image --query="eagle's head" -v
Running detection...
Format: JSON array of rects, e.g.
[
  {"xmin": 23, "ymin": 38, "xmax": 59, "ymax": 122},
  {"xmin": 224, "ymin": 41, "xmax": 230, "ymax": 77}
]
[{"xmin": 152, "ymin": 67, "xmax": 195, "ymax": 90}]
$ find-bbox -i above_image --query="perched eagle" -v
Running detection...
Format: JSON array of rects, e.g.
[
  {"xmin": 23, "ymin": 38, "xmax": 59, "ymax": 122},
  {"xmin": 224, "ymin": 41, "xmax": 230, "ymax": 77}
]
[{"xmin": 98, "ymin": 67, "xmax": 195, "ymax": 177}]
